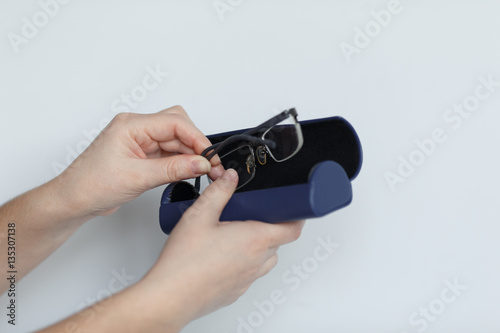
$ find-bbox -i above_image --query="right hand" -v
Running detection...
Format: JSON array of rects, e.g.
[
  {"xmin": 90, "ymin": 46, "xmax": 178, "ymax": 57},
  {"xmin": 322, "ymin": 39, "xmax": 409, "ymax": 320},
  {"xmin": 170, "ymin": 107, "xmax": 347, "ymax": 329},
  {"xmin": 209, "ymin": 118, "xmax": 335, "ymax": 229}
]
[{"xmin": 139, "ymin": 169, "xmax": 305, "ymax": 331}]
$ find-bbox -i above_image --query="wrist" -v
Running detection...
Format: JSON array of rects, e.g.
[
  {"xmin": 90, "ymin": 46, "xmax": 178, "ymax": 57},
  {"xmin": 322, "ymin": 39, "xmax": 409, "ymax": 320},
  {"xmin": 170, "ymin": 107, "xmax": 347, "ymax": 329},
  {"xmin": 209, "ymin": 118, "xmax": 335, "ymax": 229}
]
[
  {"xmin": 31, "ymin": 176, "xmax": 93, "ymax": 231},
  {"xmin": 128, "ymin": 279, "xmax": 189, "ymax": 333},
  {"xmin": 41, "ymin": 282, "xmax": 186, "ymax": 333}
]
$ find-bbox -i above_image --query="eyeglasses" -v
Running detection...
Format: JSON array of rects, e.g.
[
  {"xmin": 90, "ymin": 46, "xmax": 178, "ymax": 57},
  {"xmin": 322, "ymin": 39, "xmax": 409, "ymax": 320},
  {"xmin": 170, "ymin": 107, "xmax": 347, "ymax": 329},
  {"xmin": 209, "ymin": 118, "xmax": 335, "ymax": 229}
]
[{"xmin": 194, "ymin": 108, "xmax": 304, "ymax": 193}]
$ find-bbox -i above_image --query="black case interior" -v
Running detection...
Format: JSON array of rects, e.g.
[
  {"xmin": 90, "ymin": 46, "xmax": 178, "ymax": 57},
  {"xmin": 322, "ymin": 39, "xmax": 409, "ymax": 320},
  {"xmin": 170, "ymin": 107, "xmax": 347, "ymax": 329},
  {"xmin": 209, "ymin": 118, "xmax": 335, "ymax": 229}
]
[{"xmin": 207, "ymin": 116, "xmax": 362, "ymax": 193}]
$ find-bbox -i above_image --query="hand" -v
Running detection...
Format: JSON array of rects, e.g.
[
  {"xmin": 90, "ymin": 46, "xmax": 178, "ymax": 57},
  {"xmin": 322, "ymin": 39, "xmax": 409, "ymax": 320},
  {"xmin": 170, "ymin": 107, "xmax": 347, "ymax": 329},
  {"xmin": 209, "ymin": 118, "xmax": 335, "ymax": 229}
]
[
  {"xmin": 51, "ymin": 106, "xmax": 225, "ymax": 219},
  {"xmin": 139, "ymin": 169, "xmax": 305, "ymax": 331}
]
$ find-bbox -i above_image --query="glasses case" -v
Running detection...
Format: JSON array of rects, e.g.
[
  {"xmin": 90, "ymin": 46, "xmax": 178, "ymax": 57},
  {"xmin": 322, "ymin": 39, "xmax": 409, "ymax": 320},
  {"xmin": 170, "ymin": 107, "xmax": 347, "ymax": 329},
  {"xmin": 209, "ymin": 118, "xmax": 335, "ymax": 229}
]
[{"xmin": 159, "ymin": 116, "xmax": 363, "ymax": 234}]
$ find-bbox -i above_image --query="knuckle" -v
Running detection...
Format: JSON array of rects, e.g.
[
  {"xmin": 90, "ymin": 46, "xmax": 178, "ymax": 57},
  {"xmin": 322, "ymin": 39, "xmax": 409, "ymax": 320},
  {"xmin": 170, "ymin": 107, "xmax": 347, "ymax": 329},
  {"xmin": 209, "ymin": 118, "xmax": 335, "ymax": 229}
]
[
  {"xmin": 169, "ymin": 112, "xmax": 188, "ymax": 125},
  {"xmin": 164, "ymin": 113, "xmax": 192, "ymax": 130},
  {"xmin": 112, "ymin": 112, "xmax": 134, "ymax": 124},
  {"xmin": 167, "ymin": 105, "xmax": 197, "ymax": 126},
  {"xmin": 164, "ymin": 160, "xmax": 187, "ymax": 183},
  {"xmin": 165, "ymin": 158, "xmax": 180, "ymax": 175},
  {"xmin": 169, "ymin": 105, "xmax": 187, "ymax": 116}
]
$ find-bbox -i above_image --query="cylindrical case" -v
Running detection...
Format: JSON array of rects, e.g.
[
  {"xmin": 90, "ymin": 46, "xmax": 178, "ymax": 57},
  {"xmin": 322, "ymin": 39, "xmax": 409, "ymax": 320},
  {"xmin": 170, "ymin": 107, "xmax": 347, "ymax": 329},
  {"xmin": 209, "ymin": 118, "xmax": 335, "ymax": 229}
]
[{"xmin": 160, "ymin": 160, "xmax": 352, "ymax": 234}]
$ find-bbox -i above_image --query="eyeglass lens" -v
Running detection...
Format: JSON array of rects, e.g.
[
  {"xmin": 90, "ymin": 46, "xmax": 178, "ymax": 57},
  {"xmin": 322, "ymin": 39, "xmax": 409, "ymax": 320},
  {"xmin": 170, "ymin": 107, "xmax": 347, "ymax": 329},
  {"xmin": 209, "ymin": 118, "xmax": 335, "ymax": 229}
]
[{"xmin": 262, "ymin": 115, "xmax": 303, "ymax": 162}]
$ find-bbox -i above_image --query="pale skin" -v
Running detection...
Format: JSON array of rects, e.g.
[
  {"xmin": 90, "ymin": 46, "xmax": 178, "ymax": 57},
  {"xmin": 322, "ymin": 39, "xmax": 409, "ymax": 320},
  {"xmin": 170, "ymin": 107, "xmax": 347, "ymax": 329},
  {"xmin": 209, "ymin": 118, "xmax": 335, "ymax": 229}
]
[{"xmin": 0, "ymin": 106, "xmax": 305, "ymax": 332}]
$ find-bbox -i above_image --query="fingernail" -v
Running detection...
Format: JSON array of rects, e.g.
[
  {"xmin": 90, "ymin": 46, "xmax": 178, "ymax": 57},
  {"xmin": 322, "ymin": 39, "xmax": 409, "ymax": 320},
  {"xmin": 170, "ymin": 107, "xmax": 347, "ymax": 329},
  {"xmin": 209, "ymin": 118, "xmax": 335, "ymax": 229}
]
[
  {"xmin": 191, "ymin": 157, "xmax": 212, "ymax": 175},
  {"xmin": 222, "ymin": 169, "xmax": 238, "ymax": 182}
]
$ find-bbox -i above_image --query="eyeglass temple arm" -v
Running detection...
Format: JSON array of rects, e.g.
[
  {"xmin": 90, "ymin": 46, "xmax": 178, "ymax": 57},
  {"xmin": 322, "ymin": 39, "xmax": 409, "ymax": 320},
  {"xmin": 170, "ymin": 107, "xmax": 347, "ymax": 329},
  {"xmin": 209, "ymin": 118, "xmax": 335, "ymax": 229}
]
[
  {"xmin": 240, "ymin": 108, "xmax": 297, "ymax": 137},
  {"xmin": 202, "ymin": 134, "xmax": 276, "ymax": 161},
  {"xmin": 201, "ymin": 108, "xmax": 297, "ymax": 159}
]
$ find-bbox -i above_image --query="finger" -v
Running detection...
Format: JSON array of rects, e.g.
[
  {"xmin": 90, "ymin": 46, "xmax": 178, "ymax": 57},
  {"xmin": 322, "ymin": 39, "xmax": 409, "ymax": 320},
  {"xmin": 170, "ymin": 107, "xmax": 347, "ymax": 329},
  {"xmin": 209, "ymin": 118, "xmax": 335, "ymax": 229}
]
[
  {"xmin": 143, "ymin": 138, "xmax": 222, "ymax": 171},
  {"xmin": 258, "ymin": 253, "xmax": 279, "ymax": 278},
  {"xmin": 208, "ymin": 164, "xmax": 225, "ymax": 180},
  {"xmin": 159, "ymin": 105, "xmax": 196, "ymax": 126},
  {"xmin": 141, "ymin": 140, "xmax": 197, "ymax": 157},
  {"xmin": 140, "ymin": 154, "xmax": 212, "ymax": 189},
  {"xmin": 157, "ymin": 106, "xmax": 223, "ymax": 167},
  {"xmin": 132, "ymin": 111, "xmax": 223, "ymax": 167},
  {"xmin": 207, "ymin": 152, "xmax": 222, "ymax": 169},
  {"xmin": 260, "ymin": 220, "xmax": 306, "ymax": 248},
  {"xmin": 145, "ymin": 150, "xmax": 182, "ymax": 159},
  {"xmin": 184, "ymin": 169, "xmax": 238, "ymax": 223},
  {"xmin": 158, "ymin": 140, "xmax": 196, "ymax": 155},
  {"xmin": 268, "ymin": 245, "xmax": 280, "ymax": 257},
  {"xmin": 130, "ymin": 112, "xmax": 213, "ymax": 156}
]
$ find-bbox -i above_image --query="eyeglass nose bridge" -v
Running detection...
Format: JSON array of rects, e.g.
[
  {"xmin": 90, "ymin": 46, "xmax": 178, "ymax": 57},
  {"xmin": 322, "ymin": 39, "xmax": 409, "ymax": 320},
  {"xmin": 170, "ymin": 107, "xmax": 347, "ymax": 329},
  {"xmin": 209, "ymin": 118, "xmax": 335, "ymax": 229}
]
[
  {"xmin": 256, "ymin": 146, "xmax": 267, "ymax": 165},
  {"xmin": 246, "ymin": 153, "xmax": 256, "ymax": 174}
]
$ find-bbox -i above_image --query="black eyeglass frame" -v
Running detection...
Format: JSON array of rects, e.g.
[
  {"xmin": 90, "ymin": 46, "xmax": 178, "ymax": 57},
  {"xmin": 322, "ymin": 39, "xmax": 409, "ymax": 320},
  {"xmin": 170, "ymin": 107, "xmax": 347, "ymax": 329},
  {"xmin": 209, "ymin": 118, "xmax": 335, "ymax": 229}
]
[{"xmin": 194, "ymin": 108, "xmax": 302, "ymax": 194}]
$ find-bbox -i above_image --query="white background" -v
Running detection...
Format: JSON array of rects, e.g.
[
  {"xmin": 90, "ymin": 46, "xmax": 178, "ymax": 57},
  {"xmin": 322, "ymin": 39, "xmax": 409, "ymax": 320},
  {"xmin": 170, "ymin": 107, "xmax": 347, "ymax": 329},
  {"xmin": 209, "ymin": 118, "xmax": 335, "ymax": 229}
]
[{"xmin": 1, "ymin": 1, "xmax": 500, "ymax": 332}]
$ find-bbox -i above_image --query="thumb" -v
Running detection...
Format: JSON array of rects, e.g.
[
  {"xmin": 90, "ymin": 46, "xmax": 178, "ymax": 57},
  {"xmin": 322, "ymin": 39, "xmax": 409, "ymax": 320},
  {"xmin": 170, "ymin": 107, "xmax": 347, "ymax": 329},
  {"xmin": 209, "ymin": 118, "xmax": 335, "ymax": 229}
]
[
  {"xmin": 183, "ymin": 169, "xmax": 239, "ymax": 224},
  {"xmin": 144, "ymin": 154, "xmax": 212, "ymax": 188}
]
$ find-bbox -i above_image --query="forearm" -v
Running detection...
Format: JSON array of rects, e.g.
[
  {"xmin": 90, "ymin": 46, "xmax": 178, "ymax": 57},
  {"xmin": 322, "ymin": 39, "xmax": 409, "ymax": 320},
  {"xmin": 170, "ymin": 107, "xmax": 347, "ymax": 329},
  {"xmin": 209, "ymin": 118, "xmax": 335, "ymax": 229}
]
[
  {"xmin": 38, "ymin": 280, "xmax": 186, "ymax": 333},
  {"xmin": 0, "ymin": 177, "xmax": 91, "ymax": 294}
]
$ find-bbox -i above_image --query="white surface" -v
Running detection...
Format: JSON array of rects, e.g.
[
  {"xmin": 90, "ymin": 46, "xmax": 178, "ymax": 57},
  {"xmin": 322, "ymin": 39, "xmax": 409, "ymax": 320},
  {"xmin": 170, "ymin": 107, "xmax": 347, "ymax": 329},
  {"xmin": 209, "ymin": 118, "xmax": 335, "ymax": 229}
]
[{"xmin": 1, "ymin": 1, "xmax": 500, "ymax": 332}]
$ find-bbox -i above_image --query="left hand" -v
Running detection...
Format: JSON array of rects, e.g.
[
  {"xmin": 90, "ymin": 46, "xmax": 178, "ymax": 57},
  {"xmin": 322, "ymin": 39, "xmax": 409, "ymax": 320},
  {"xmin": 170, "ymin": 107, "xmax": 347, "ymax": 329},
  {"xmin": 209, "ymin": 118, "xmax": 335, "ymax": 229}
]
[{"xmin": 51, "ymin": 106, "xmax": 224, "ymax": 219}]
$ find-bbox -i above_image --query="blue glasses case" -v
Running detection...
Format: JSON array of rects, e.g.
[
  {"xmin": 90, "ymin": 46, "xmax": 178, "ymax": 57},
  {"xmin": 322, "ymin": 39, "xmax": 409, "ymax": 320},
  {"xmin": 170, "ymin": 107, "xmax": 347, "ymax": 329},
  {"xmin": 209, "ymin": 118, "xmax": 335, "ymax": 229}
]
[{"xmin": 159, "ymin": 116, "xmax": 362, "ymax": 234}]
